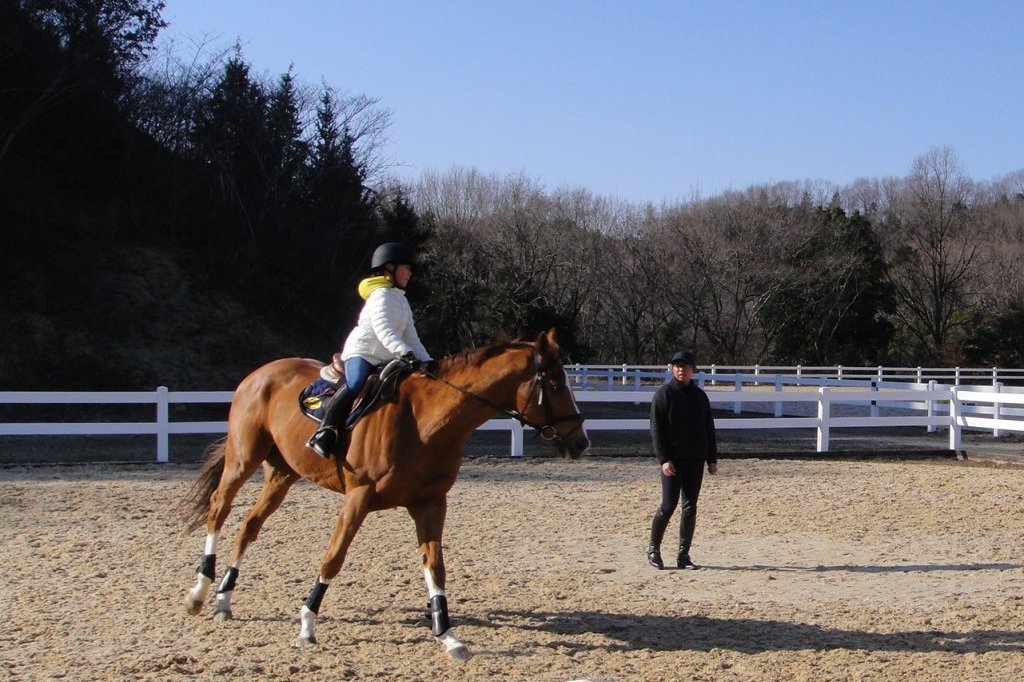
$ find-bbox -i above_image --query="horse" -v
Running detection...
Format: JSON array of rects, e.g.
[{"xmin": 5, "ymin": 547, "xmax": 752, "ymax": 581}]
[{"xmin": 180, "ymin": 328, "xmax": 589, "ymax": 660}]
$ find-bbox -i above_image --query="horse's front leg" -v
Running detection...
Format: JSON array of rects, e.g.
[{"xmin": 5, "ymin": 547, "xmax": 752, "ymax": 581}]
[
  {"xmin": 295, "ymin": 484, "xmax": 372, "ymax": 647},
  {"xmin": 410, "ymin": 497, "xmax": 471, "ymax": 661}
]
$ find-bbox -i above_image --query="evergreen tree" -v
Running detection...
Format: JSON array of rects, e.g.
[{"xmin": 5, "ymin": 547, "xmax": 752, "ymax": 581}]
[
  {"xmin": 189, "ymin": 52, "xmax": 268, "ymax": 268},
  {"xmin": 291, "ymin": 89, "xmax": 381, "ymax": 337},
  {"xmin": 765, "ymin": 207, "xmax": 895, "ymax": 364}
]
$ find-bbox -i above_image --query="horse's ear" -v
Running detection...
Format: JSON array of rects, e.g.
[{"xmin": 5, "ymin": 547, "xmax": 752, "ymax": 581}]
[{"xmin": 537, "ymin": 328, "xmax": 560, "ymax": 356}]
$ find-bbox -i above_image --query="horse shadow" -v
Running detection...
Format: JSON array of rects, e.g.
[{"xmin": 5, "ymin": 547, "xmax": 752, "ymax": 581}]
[{"xmin": 453, "ymin": 608, "xmax": 1024, "ymax": 656}]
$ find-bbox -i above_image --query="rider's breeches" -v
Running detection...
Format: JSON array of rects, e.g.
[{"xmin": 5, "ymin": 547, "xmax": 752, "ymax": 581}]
[{"xmin": 658, "ymin": 460, "xmax": 705, "ymax": 549}]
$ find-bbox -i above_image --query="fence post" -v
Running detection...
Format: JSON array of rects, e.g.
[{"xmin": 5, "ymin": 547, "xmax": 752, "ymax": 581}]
[
  {"xmin": 156, "ymin": 385, "xmax": 169, "ymax": 463},
  {"xmin": 621, "ymin": 364, "xmax": 629, "ymax": 386},
  {"xmin": 954, "ymin": 367, "xmax": 961, "ymax": 386},
  {"xmin": 816, "ymin": 387, "xmax": 830, "ymax": 453},
  {"xmin": 993, "ymin": 381, "xmax": 1003, "ymax": 438},
  {"xmin": 733, "ymin": 374, "xmax": 742, "ymax": 414},
  {"xmin": 754, "ymin": 364, "xmax": 760, "ymax": 386},
  {"xmin": 710, "ymin": 364, "xmax": 717, "ymax": 386},
  {"xmin": 949, "ymin": 386, "xmax": 961, "ymax": 451},
  {"xmin": 927, "ymin": 380, "xmax": 937, "ymax": 433},
  {"xmin": 877, "ymin": 365, "xmax": 883, "ymax": 382},
  {"xmin": 917, "ymin": 366, "xmax": 923, "ymax": 383},
  {"xmin": 774, "ymin": 376, "xmax": 783, "ymax": 418},
  {"xmin": 511, "ymin": 420, "xmax": 524, "ymax": 458}
]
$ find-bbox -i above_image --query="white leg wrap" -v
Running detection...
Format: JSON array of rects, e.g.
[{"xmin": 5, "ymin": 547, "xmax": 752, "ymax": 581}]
[
  {"xmin": 204, "ymin": 533, "xmax": 218, "ymax": 555},
  {"xmin": 189, "ymin": 574, "xmax": 213, "ymax": 604},
  {"xmin": 423, "ymin": 568, "xmax": 444, "ymax": 599},
  {"xmin": 214, "ymin": 590, "xmax": 233, "ymax": 611},
  {"xmin": 423, "ymin": 568, "xmax": 471, "ymax": 659},
  {"xmin": 299, "ymin": 605, "xmax": 317, "ymax": 641},
  {"xmin": 438, "ymin": 628, "xmax": 466, "ymax": 651},
  {"xmin": 214, "ymin": 557, "xmax": 243, "ymax": 613}
]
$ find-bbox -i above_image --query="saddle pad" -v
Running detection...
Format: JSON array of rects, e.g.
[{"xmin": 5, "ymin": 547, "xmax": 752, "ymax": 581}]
[{"xmin": 298, "ymin": 377, "xmax": 339, "ymax": 423}]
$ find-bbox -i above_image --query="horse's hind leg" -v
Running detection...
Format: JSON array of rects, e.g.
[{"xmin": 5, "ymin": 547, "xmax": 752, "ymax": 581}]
[
  {"xmin": 213, "ymin": 460, "xmax": 299, "ymax": 621},
  {"xmin": 184, "ymin": 433, "xmax": 269, "ymax": 615},
  {"xmin": 410, "ymin": 497, "xmax": 471, "ymax": 661}
]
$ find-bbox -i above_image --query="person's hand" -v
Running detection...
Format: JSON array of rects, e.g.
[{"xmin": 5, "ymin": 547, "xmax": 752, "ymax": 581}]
[
  {"xmin": 399, "ymin": 351, "xmax": 417, "ymax": 366},
  {"xmin": 661, "ymin": 461, "xmax": 676, "ymax": 477}
]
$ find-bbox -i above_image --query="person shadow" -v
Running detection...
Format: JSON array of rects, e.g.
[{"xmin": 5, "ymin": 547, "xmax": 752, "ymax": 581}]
[{"xmin": 459, "ymin": 608, "xmax": 1023, "ymax": 656}]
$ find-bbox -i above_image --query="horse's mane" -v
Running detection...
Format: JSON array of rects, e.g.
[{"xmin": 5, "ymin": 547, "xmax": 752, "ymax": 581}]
[{"xmin": 436, "ymin": 340, "xmax": 534, "ymax": 375}]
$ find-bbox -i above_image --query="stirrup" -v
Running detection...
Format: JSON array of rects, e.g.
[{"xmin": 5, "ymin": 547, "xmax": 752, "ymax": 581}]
[{"xmin": 306, "ymin": 427, "xmax": 337, "ymax": 458}]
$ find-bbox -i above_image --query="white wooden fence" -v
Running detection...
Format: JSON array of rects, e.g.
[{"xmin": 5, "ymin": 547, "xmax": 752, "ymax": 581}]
[
  {"xmin": 3, "ymin": 368, "xmax": 1023, "ymax": 462},
  {"xmin": 568, "ymin": 364, "xmax": 1024, "ymax": 388}
]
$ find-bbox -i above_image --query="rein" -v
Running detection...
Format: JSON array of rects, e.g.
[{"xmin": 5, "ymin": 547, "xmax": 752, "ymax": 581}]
[{"xmin": 419, "ymin": 358, "xmax": 584, "ymax": 448}]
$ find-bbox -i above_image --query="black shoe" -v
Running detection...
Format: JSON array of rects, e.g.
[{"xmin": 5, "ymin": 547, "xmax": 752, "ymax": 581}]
[
  {"xmin": 646, "ymin": 546, "xmax": 664, "ymax": 569},
  {"xmin": 677, "ymin": 553, "xmax": 699, "ymax": 570},
  {"xmin": 306, "ymin": 427, "xmax": 337, "ymax": 458}
]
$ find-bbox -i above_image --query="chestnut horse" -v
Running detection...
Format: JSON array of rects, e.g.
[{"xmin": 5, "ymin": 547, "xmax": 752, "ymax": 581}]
[{"xmin": 180, "ymin": 329, "xmax": 588, "ymax": 659}]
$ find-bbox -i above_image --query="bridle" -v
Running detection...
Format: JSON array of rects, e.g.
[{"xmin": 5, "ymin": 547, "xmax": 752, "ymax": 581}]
[{"xmin": 420, "ymin": 354, "xmax": 585, "ymax": 449}]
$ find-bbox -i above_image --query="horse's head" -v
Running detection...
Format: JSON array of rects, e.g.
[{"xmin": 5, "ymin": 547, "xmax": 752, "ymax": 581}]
[{"xmin": 516, "ymin": 329, "xmax": 590, "ymax": 459}]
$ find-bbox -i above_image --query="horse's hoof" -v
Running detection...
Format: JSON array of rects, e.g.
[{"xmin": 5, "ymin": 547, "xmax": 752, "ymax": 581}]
[
  {"xmin": 447, "ymin": 644, "xmax": 472, "ymax": 661},
  {"xmin": 183, "ymin": 597, "xmax": 203, "ymax": 616},
  {"xmin": 294, "ymin": 635, "xmax": 317, "ymax": 647},
  {"xmin": 213, "ymin": 608, "xmax": 233, "ymax": 621}
]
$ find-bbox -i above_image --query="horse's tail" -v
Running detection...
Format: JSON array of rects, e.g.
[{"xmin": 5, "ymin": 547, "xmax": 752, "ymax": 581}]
[{"xmin": 180, "ymin": 437, "xmax": 227, "ymax": 533}]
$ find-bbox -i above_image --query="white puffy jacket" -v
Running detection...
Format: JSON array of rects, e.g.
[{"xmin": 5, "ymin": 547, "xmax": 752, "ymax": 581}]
[{"xmin": 341, "ymin": 286, "xmax": 431, "ymax": 365}]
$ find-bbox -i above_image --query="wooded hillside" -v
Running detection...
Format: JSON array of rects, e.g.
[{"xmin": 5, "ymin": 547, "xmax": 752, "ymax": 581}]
[{"xmin": 3, "ymin": 1, "xmax": 1022, "ymax": 390}]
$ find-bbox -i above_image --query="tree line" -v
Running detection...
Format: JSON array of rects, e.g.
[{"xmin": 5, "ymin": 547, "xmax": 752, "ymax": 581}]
[
  {"xmin": 2, "ymin": 1, "xmax": 1022, "ymax": 390},
  {"xmin": 411, "ymin": 157, "xmax": 1024, "ymax": 367}
]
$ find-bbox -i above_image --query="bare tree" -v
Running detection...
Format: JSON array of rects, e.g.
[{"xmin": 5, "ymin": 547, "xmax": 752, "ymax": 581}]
[
  {"xmin": 883, "ymin": 147, "xmax": 982, "ymax": 362},
  {"xmin": 973, "ymin": 170, "xmax": 1024, "ymax": 308},
  {"xmin": 661, "ymin": 188, "xmax": 799, "ymax": 364}
]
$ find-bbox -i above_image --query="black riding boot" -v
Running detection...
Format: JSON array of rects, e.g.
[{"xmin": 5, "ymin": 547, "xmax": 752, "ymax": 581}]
[
  {"xmin": 306, "ymin": 386, "xmax": 354, "ymax": 458},
  {"xmin": 646, "ymin": 509, "xmax": 669, "ymax": 569},
  {"xmin": 677, "ymin": 509, "xmax": 698, "ymax": 569}
]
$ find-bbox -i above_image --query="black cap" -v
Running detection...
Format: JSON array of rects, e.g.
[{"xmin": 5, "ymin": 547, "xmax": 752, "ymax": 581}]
[{"xmin": 670, "ymin": 350, "xmax": 696, "ymax": 366}]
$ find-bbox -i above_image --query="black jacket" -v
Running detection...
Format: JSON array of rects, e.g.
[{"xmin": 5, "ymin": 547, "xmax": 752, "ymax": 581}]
[{"xmin": 650, "ymin": 379, "xmax": 717, "ymax": 465}]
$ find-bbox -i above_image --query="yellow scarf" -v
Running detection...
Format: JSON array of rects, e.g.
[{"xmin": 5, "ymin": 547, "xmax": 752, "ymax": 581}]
[{"xmin": 357, "ymin": 275, "xmax": 392, "ymax": 300}]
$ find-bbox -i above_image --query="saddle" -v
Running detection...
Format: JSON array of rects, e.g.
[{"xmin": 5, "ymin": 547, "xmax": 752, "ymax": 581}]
[{"xmin": 298, "ymin": 354, "xmax": 415, "ymax": 428}]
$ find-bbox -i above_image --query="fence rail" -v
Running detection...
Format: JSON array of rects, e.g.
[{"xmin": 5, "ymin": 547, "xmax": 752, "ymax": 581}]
[
  {"xmin": 568, "ymin": 364, "xmax": 1024, "ymax": 388},
  {"xmin": 4, "ymin": 370, "xmax": 1024, "ymax": 461}
]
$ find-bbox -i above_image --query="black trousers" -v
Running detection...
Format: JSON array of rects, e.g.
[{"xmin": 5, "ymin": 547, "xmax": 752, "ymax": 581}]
[
  {"xmin": 658, "ymin": 459, "xmax": 705, "ymax": 553},
  {"xmin": 659, "ymin": 459, "xmax": 705, "ymax": 517}
]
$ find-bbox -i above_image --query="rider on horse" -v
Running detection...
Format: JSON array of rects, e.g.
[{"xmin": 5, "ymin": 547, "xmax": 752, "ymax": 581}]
[{"xmin": 306, "ymin": 242, "xmax": 433, "ymax": 457}]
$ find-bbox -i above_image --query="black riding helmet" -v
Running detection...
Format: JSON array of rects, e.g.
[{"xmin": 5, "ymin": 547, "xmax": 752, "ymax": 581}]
[{"xmin": 371, "ymin": 242, "xmax": 414, "ymax": 270}]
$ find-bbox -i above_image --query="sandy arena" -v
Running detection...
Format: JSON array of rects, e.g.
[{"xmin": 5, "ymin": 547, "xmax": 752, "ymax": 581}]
[{"xmin": 1, "ymin": 455, "xmax": 1022, "ymax": 681}]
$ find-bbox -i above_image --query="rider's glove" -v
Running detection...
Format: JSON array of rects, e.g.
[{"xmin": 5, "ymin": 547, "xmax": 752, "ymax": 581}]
[{"xmin": 399, "ymin": 351, "xmax": 417, "ymax": 366}]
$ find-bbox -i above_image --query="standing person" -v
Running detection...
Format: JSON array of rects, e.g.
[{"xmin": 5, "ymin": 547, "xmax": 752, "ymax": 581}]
[
  {"xmin": 306, "ymin": 242, "xmax": 432, "ymax": 458},
  {"xmin": 646, "ymin": 350, "xmax": 719, "ymax": 569}
]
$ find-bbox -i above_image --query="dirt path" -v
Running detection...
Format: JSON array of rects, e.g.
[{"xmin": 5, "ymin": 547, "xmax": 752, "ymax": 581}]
[{"xmin": 2, "ymin": 457, "xmax": 1022, "ymax": 681}]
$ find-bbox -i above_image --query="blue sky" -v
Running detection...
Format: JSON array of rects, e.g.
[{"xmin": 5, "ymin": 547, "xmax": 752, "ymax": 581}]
[{"xmin": 158, "ymin": 0, "xmax": 1023, "ymax": 205}]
